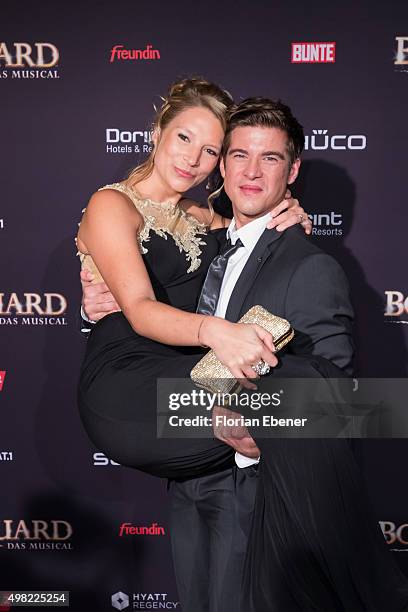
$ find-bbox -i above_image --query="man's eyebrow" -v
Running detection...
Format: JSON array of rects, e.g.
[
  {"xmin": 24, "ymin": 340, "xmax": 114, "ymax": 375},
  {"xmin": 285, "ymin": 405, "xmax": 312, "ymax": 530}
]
[
  {"xmin": 228, "ymin": 148, "xmax": 286, "ymax": 160},
  {"xmin": 262, "ymin": 150, "xmax": 285, "ymax": 160},
  {"xmin": 228, "ymin": 148, "xmax": 248, "ymax": 155}
]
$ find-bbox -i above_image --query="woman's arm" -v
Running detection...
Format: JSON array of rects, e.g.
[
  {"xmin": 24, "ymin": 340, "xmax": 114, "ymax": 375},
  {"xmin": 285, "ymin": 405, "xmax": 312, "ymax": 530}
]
[
  {"xmin": 77, "ymin": 190, "xmax": 277, "ymax": 380},
  {"xmin": 182, "ymin": 191, "xmax": 312, "ymax": 233}
]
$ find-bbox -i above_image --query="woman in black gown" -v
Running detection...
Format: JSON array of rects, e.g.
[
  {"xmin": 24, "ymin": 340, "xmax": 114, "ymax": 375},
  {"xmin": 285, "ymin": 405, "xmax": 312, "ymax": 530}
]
[
  {"xmin": 77, "ymin": 77, "xmax": 309, "ymax": 478},
  {"xmin": 77, "ymin": 78, "xmax": 408, "ymax": 611}
]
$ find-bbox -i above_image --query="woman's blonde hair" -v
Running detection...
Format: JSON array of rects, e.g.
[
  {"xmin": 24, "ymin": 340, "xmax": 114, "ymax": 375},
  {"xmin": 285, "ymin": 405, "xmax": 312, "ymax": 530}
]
[{"xmin": 127, "ymin": 77, "xmax": 233, "ymax": 220}]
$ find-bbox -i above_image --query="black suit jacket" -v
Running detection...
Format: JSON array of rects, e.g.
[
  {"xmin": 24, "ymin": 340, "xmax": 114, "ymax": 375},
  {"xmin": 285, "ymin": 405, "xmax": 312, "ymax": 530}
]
[{"xmin": 220, "ymin": 225, "xmax": 354, "ymax": 375}]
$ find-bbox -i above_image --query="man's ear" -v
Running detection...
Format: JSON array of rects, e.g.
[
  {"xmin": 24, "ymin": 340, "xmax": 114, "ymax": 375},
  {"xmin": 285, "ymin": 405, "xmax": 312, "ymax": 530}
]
[
  {"xmin": 219, "ymin": 156, "xmax": 226, "ymax": 179},
  {"xmin": 287, "ymin": 158, "xmax": 301, "ymax": 185}
]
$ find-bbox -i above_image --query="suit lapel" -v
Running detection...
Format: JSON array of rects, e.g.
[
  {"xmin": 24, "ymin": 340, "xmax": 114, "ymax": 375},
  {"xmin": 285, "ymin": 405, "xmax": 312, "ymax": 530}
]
[{"xmin": 225, "ymin": 228, "xmax": 283, "ymax": 322}]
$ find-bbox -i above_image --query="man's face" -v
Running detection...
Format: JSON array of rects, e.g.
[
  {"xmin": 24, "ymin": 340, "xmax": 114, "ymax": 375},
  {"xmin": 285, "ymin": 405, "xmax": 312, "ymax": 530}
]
[{"xmin": 220, "ymin": 126, "xmax": 301, "ymax": 227}]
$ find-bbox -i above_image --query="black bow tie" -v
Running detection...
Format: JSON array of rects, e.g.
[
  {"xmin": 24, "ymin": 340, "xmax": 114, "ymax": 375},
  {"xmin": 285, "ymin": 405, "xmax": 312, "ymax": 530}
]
[{"xmin": 196, "ymin": 238, "xmax": 244, "ymax": 316}]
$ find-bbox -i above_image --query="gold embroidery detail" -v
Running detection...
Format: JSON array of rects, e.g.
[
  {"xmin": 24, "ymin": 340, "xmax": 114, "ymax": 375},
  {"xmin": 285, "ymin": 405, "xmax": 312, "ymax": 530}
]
[{"xmin": 97, "ymin": 182, "xmax": 207, "ymax": 273}]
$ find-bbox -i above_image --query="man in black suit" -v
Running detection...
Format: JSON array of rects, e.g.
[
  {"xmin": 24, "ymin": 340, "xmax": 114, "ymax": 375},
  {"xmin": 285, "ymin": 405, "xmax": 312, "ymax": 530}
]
[
  {"xmin": 167, "ymin": 98, "xmax": 354, "ymax": 612},
  {"xmin": 81, "ymin": 98, "xmax": 354, "ymax": 611}
]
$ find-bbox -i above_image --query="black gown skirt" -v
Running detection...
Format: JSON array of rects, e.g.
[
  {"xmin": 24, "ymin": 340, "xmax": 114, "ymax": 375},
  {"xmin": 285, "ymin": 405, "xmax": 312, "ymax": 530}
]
[{"xmin": 78, "ymin": 230, "xmax": 408, "ymax": 611}]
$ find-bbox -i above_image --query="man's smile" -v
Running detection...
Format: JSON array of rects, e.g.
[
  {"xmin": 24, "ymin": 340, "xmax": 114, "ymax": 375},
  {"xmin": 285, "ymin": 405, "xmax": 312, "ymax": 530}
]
[{"xmin": 239, "ymin": 184, "xmax": 263, "ymax": 195}]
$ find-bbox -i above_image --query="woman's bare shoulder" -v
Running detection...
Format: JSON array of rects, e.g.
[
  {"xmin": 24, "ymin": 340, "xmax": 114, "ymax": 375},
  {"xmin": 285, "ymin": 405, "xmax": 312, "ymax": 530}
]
[
  {"xmin": 77, "ymin": 186, "xmax": 143, "ymax": 251},
  {"xmin": 84, "ymin": 185, "xmax": 143, "ymax": 221}
]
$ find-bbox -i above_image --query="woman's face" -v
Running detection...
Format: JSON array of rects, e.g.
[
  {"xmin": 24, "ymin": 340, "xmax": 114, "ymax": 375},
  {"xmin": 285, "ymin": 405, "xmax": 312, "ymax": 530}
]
[{"xmin": 152, "ymin": 106, "xmax": 225, "ymax": 195}]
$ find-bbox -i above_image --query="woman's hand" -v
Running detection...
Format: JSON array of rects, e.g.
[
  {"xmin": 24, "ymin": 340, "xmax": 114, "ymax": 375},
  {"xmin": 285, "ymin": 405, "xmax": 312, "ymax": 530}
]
[
  {"xmin": 266, "ymin": 189, "xmax": 312, "ymax": 235},
  {"xmin": 200, "ymin": 317, "xmax": 278, "ymax": 388}
]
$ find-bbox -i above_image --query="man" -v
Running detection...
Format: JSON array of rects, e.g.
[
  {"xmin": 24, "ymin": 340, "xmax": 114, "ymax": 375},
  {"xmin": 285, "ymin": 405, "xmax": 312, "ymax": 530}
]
[{"xmin": 80, "ymin": 98, "xmax": 354, "ymax": 611}]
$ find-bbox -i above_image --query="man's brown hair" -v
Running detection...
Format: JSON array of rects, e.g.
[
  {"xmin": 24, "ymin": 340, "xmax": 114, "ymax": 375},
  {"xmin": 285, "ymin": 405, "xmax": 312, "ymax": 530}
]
[{"xmin": 223, "ymin": 97, "xmax": 304, "ymax": 164}]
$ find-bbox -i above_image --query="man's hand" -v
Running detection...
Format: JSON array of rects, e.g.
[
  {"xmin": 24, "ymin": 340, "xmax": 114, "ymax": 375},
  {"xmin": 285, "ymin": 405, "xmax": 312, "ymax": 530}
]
[
  {"xmin": 81, "ymin": 269, "xmax": 120, "ymax": 322},
  {"xmin": 212, "ymin": 406, "xmax": 260, "ymax": 459}
]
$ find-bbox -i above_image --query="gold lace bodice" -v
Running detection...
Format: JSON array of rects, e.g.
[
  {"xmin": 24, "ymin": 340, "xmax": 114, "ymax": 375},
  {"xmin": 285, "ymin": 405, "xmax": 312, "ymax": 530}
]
[{"xmin": 76, "ymin": 182, "xmax": 208, "ymax": 280}]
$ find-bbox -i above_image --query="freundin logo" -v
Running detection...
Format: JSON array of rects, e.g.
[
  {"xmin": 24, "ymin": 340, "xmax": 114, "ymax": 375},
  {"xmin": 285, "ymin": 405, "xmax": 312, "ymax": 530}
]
[
  {"xmin": 0, "ymin": 371, "xmax": 5, "ymax": 391},
  {"xmin": 118, "ymin": 522, "xmax": 165, "ymax": 537},
  {"xmin": 110, "ymin": 44, "xmax": 160, "ymax": 63},
  {"xmin": 0, "ymin": 42, "xmax": 60, "ymax": 79}
]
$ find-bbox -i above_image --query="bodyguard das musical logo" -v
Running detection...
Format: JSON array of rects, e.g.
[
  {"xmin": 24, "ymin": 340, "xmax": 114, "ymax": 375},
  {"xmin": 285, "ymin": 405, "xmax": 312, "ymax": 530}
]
[
  {"xmin": 384, "ymin": 291, "xmax": 408, "ymax": 324},
  {"xmin": 0, "ymin": 293, "xmax": 68, "ymax": 326},
  {"xmin": 0, "ymin": 42, "xmax": 60, "ymax": 79},
  {"xmin": 395, "ymin": 37, "xmax": 408, "ymax": 72}
]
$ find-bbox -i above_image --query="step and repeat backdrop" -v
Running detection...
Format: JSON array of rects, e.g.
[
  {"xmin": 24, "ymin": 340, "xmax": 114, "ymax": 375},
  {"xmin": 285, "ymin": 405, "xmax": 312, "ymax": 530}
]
[{"xmin": 1, "ymin": 1, "xmax": 407, "ymax": 609}]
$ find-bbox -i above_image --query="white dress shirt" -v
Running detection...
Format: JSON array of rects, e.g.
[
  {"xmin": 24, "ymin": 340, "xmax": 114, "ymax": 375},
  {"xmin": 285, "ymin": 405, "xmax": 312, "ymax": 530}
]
[{"xmin": 215, "ymin": 211, "xmax": 272, "ymax": 468}]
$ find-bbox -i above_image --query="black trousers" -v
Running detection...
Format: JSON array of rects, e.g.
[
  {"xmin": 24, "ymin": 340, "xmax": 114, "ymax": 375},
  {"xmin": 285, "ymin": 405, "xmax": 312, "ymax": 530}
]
[{"xmin": 168, "ymin": 464, "xmax": 258, "ymax": 612}]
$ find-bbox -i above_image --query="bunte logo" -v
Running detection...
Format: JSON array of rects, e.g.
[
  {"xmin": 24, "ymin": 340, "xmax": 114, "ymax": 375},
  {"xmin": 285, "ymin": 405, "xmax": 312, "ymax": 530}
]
[{"xmin": 291, "ymin": 42, "xmax": 336, "ymax": 63}]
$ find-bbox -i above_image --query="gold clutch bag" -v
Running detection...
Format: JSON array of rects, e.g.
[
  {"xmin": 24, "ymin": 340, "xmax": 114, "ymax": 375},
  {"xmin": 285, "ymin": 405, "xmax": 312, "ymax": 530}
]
[{"xmin": 190, "ymin": 305, "xmax": 294, "ymax": 395}]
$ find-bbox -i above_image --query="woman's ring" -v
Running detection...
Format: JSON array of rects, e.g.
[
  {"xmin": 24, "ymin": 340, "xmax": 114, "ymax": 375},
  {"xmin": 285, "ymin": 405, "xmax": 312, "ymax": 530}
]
[{"xmin": 251, "ymin": 360, "xmax": 271, "ymax": 376}]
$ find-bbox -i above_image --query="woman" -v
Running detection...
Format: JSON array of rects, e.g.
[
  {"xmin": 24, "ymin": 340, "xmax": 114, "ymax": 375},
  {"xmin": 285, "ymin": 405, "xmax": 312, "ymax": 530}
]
[{"xmin": 76, "ymin": 77, "xmax": 309, "ymax": 478}]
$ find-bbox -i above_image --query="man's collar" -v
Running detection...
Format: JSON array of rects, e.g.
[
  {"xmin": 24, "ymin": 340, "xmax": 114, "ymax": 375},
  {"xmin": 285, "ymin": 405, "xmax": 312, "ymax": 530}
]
[{"xmin": 227, "ymin": 211, "xmax": 271, "ymax": 251}]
